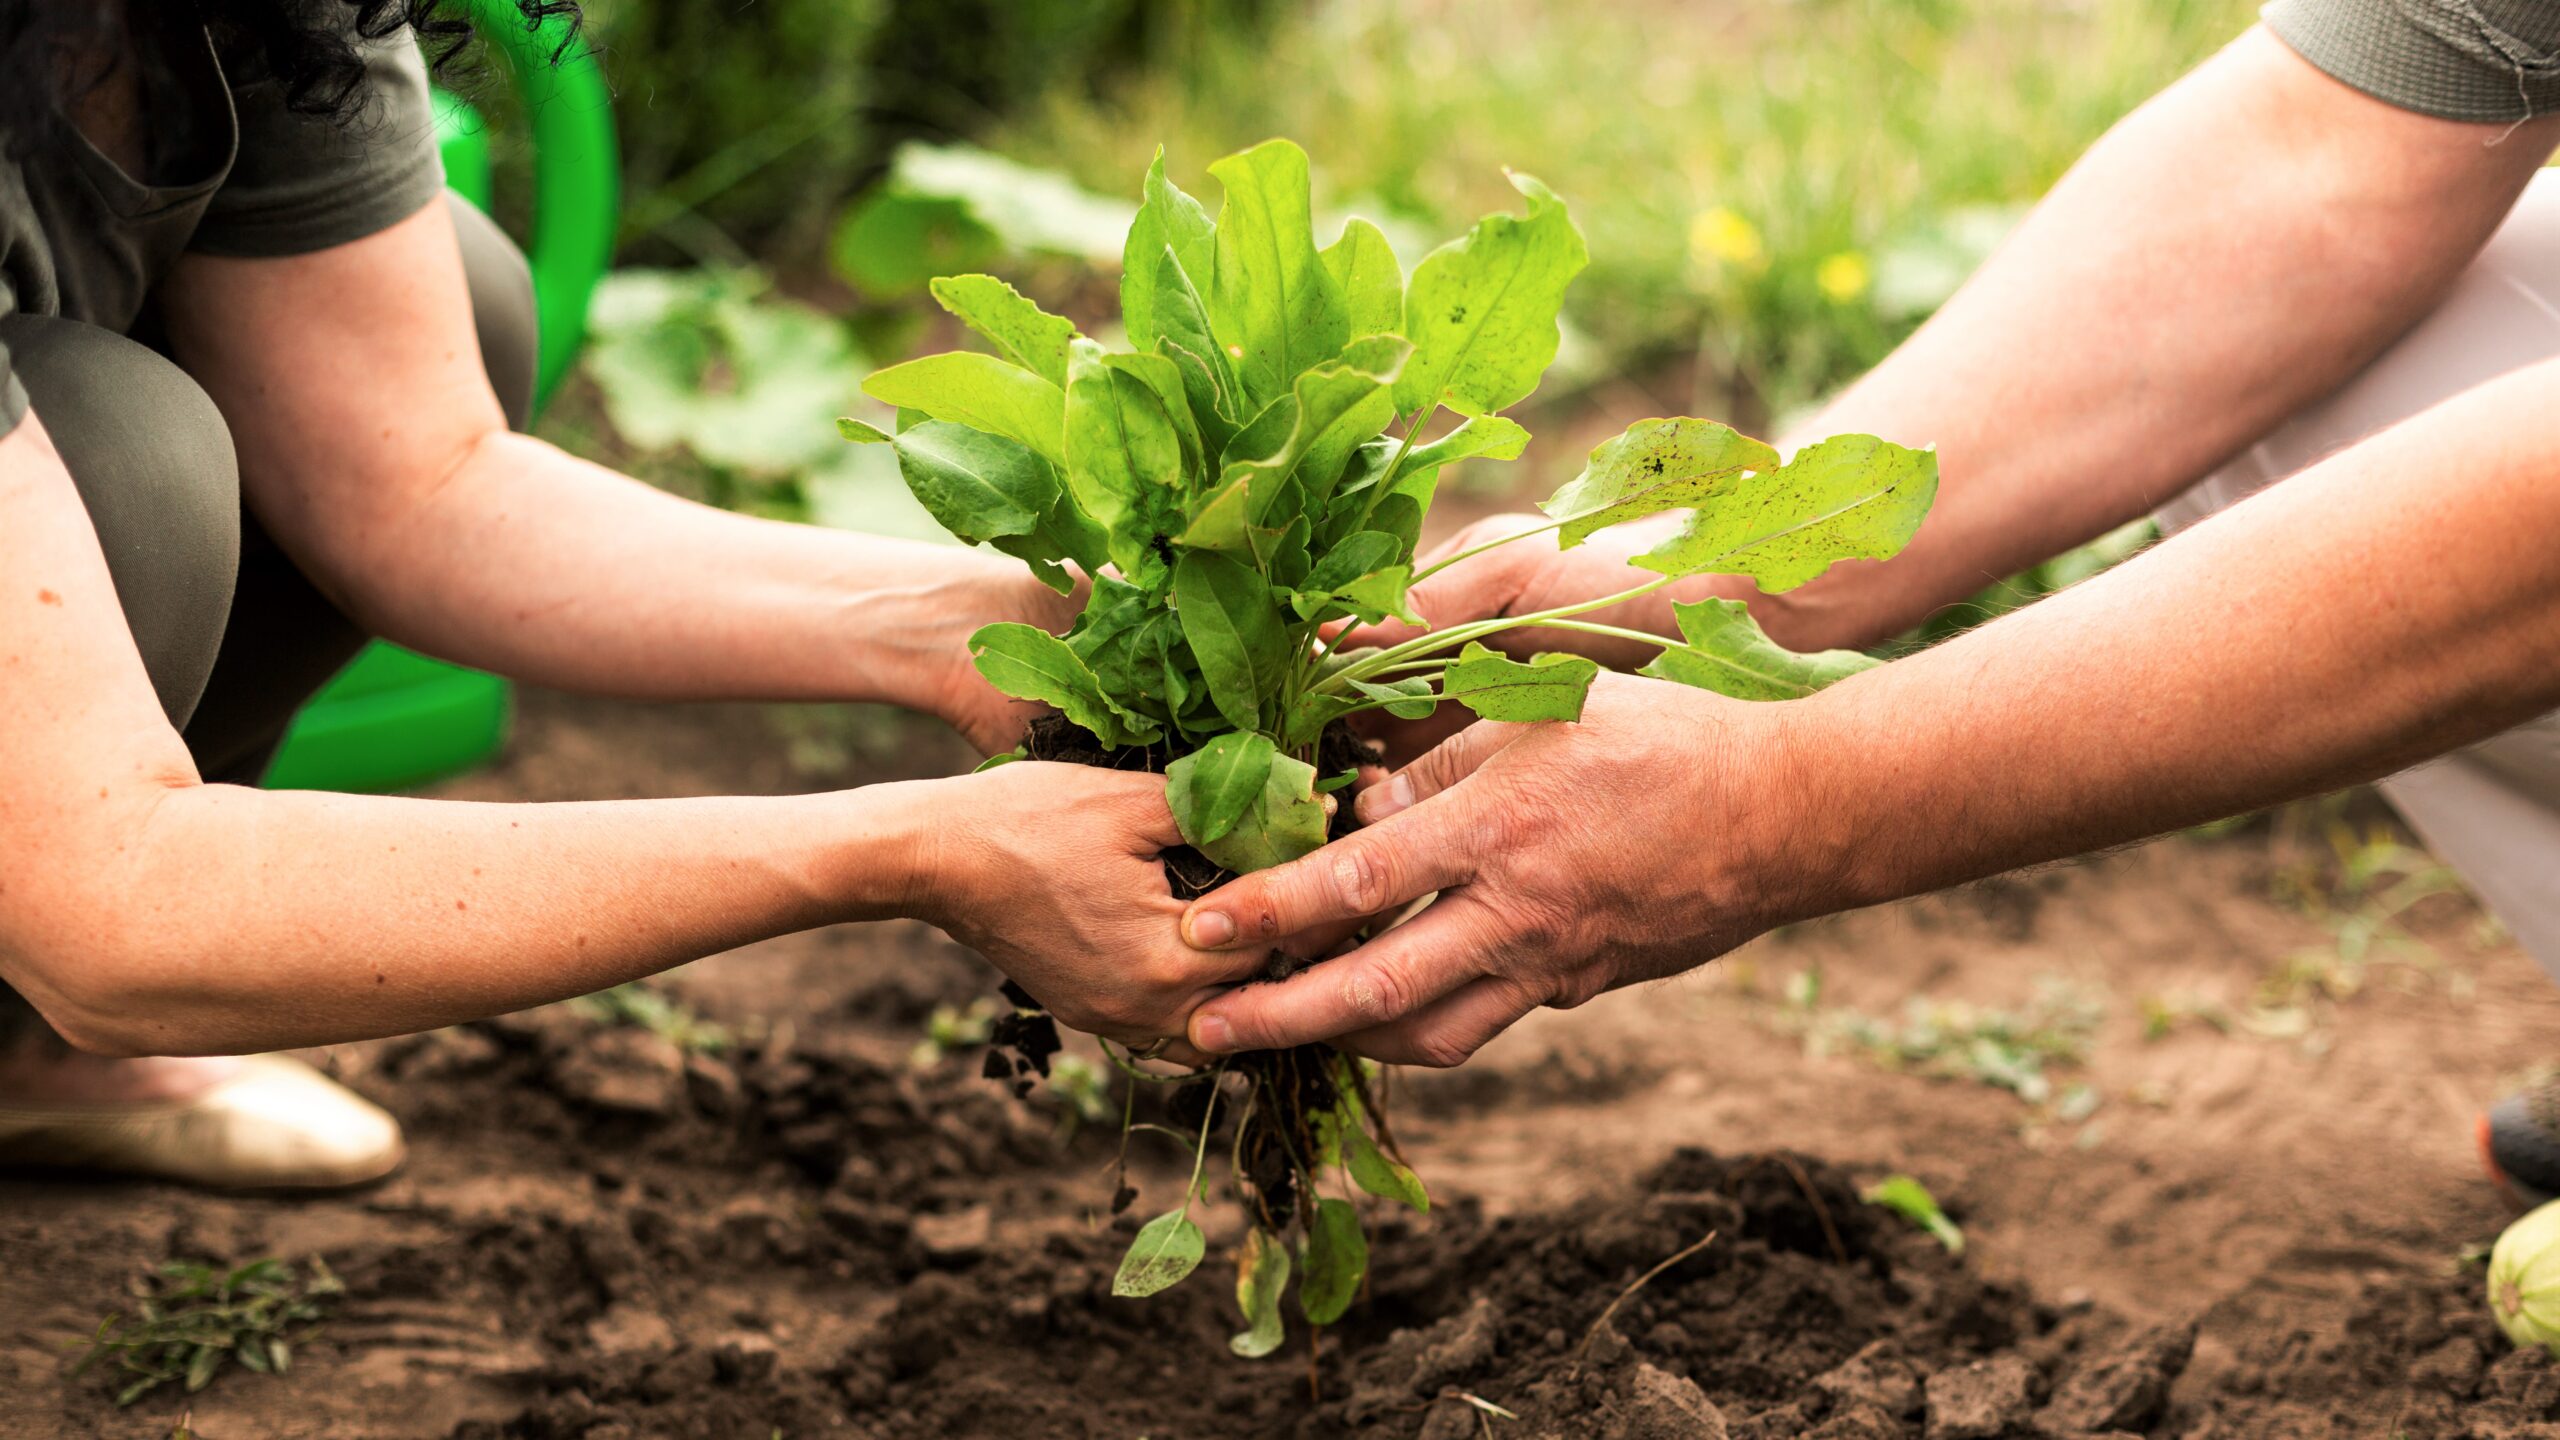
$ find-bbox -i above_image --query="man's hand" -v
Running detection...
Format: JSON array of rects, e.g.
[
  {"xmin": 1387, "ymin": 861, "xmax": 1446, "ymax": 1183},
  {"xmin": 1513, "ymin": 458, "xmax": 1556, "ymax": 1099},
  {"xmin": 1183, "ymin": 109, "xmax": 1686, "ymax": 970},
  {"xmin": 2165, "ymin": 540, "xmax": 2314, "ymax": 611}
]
[
  {"xmin": 1174, "ymin": 674, "xmax": 1822, "ymax": 1066},
  {"xmin": 910, "ymin": 762, "xmax": 1258, "ymax": 1049}
]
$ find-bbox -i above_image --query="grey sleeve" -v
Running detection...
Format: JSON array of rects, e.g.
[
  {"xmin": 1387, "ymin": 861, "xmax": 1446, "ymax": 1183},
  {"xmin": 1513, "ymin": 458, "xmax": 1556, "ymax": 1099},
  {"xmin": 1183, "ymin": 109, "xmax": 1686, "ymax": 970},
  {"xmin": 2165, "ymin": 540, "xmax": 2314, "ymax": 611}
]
[
  {"xmin": 1, "ymin": 283, "xmax": 22, "ymax": 439},
  {"xmin": 189, "ymin": 30, "xmax": 448, "ymax": 258},
  {"xmin": 2263, "ymin": 0, "xmax": 2560, "ymax": 122}
]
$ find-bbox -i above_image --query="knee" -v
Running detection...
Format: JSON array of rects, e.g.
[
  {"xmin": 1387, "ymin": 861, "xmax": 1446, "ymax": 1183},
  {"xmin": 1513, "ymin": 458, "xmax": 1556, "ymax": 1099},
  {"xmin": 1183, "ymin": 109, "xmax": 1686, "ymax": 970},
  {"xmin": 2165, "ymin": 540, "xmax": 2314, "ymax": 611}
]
[
  {"xmin": 1, "ymin": 317, "xmax": 239, "ymax": 728},
  {"xmin": 446, "ymin": 192, "xmax": 539, "ymax": 430}
]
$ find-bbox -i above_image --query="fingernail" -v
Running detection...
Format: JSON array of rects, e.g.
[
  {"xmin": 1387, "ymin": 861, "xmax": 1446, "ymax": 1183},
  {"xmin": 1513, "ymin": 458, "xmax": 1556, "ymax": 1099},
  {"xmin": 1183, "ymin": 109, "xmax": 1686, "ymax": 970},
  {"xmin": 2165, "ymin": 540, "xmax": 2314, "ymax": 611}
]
[
  {"xmin": 1191, "ymin": 1012, "xmax": 1233, "ymax": 1053},
  {"xmin": 1186, "ymin": 909, "xmax": 1237, "ymax": 949},
  {"xmin": 1360, "ymin": 773, "xmax": 1415, "ymax": 823}
]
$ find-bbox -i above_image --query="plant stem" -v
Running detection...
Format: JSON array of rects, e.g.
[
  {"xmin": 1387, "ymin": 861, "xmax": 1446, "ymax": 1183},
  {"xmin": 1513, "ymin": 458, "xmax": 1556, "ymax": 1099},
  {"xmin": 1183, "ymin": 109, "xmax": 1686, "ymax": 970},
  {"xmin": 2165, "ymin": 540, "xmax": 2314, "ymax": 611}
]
[
  {"xmin": 1178, "ymin": 1067, "xmax": 1225, "ymax": 1217},
  {"xmin": 1316, "ymin": 573, "xmax": 1680, "ymax": 693},
  {"xmin": 1409, "ymin": 515, "xmax": 1567, "ymax": 585}
]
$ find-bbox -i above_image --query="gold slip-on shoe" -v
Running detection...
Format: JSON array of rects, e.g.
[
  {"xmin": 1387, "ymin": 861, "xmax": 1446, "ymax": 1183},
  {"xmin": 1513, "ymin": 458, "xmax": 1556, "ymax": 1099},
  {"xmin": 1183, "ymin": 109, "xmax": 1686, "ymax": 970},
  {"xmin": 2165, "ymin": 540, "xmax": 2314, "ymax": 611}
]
[{"xmin": 0, "ymin": 1055, "xmax": 405, "ymax": 1191}]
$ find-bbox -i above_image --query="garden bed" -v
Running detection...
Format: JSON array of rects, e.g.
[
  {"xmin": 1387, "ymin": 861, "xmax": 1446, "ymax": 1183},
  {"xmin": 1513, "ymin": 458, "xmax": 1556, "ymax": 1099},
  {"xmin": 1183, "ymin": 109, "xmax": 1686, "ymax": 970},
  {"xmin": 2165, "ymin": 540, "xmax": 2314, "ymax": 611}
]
[{"xmin": 4, "ymin": 688, "xmax": 2554, "ymax": 1439}]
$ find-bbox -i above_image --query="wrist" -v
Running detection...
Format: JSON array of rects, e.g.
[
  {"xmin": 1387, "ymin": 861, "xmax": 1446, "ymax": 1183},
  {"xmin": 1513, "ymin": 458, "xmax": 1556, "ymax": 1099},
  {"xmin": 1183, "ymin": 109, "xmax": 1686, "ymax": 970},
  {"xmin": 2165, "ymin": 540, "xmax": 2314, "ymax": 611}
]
[
  {"xmin": 816, "ymin": 779, "xmax": 952, "ymax": 925},
  {"xmin": 1720, "ymin": 673, "xmax": 1905, "ymax": 930}
]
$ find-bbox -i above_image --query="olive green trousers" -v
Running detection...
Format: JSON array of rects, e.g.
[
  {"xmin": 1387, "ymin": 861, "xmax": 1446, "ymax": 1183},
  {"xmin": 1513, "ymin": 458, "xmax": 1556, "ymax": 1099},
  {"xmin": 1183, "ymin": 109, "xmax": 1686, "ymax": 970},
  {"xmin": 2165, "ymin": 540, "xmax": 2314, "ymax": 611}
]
[{"xmin": 0, "ymin": 194, "xmax": 534, "ymax": 1051}]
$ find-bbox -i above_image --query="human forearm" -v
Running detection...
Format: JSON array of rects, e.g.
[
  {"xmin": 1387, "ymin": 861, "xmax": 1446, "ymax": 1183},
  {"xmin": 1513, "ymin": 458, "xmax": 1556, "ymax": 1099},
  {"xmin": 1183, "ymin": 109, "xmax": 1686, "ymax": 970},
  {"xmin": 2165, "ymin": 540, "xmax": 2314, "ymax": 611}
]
[
  {"xmin": 14, "ymin": 780, "xmax": 930, "ymax": 1057},
  {"xmin": 1794, "ymin": 358, "xmax": 2560, "ymax": 915},
  {"xmin": 321, "ymin": 429, "xmax": 1068, "ymax": 716}
]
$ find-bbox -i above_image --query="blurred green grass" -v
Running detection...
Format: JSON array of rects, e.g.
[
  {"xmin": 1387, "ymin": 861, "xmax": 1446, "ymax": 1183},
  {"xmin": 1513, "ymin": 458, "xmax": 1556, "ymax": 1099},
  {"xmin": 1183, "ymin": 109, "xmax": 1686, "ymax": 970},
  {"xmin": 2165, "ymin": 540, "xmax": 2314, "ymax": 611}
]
[{"xmin": 982, "ymin": 0, "xmax": 2257, "ymax": 419}]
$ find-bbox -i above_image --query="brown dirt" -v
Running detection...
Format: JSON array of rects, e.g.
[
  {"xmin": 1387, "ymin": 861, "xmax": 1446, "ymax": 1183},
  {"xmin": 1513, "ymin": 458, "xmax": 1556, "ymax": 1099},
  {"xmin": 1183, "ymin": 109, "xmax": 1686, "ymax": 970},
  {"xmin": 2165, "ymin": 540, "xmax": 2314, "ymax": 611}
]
[{"xmin": 6, "ymin": 688, "xmax": 2559, "ymax": 1439}]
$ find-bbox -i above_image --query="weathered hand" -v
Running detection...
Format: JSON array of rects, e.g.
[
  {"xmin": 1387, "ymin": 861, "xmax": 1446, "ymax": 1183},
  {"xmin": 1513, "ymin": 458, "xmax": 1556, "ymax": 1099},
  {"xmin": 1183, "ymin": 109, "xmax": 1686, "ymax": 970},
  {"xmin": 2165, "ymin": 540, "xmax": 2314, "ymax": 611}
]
[
  {"xmin": 906, "ymin": 762, "xmax": 1257, "ymax": 1048},
  {"xmin": 1174, "ymin": 673, "xmax": 1831, "ymax": 1066}
]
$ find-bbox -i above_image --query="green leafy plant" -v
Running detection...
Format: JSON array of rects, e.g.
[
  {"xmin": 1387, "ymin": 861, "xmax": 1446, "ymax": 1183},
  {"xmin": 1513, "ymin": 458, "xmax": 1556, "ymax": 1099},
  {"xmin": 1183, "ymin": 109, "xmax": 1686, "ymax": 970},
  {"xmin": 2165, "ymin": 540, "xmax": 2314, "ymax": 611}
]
[
  {"xmin": 72, "ymin": 1258, "xmax": 343, "ymax": 1407},
  {"xmin": 1863, "ymin": 1174, "xmax": 1964, "ymax": 1256},
  {"xmin": 570, "ymin": 979, "xmax": 732, "ymax": 1054},
  {"xmin": 842, "ymin": 138, "xmax": 1936, "ymax": 1351}
]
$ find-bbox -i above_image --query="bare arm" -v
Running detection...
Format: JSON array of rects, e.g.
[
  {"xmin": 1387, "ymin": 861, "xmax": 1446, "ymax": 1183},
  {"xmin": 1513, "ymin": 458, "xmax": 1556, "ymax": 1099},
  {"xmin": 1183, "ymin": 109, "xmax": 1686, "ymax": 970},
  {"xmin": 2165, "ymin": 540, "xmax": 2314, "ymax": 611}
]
[
  {"xmin": 1168, "ymin": 356, "xmax": 2560, "ymax": 1063},
  {"xmin": 0, "ymin": 416, "xmax": 1232, "ymax": 1058},
  {"xmin": 1370, "ymin": 26, "xmax": 2560, "ymax": 674},
  {"xmin": 158, "ymin": 203, "xmax": 1069, "ymax": 750}
]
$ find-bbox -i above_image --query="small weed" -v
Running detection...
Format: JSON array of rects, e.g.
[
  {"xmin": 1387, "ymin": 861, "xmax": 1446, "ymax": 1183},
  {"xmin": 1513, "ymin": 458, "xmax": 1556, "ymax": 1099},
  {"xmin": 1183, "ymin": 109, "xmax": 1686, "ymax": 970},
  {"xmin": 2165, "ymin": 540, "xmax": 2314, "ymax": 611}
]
[
  {"xmin": 571, "ymin": 981, "xmax": 731, "ymax": 1054},
  {"xmin": 1770, "ymin": 967, "xmax": 2102, "ymax": 1114},
  {"xmin": 72, "ymin": 1258, "xmax": 342, "ymax": 1408},
  {"xmin": 908, "ymin": 998, "xmax": 1004, "ymax": 1069},
  {"xmin": 1864, "ymin": 1174, "xmax": 1963, "ymax": 1255}
]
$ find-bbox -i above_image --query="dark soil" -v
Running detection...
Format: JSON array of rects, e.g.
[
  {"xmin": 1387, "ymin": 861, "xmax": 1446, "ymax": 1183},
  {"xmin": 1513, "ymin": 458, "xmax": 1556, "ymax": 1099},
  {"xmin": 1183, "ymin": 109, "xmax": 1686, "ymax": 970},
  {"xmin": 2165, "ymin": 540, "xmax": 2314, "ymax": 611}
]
[{"xmin": 7, "ymin": 690, "xmax": 2558, "ymax": 1439}]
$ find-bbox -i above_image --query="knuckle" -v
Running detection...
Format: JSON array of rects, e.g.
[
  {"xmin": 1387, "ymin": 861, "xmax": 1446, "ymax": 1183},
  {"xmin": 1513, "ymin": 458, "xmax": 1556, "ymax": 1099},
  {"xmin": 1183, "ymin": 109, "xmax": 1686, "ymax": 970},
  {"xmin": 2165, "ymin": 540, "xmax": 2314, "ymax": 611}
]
[
  {"xmin": 1331, "ymin": 843, "xmax": 1399, "ymax": 915},
  {"xmin": 1341, "ymin": 960, "xmax": 1412, "ymax": 1026}
]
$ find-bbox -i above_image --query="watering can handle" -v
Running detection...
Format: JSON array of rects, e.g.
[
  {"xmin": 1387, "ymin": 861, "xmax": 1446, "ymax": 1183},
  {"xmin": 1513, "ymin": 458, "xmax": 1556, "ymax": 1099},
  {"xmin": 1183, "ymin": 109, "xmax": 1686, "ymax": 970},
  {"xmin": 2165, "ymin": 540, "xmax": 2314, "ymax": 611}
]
[{"xmin": 448, "ymin": 0, "xmax": 619, "ymax": 411}]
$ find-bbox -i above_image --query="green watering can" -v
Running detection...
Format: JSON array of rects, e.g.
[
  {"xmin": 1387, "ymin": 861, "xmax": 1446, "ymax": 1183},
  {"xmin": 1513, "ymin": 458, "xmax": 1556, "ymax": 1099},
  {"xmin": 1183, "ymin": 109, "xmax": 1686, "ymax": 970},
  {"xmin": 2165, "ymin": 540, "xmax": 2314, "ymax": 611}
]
[{"xmin": 260, "ymin": 1, "xmax": 616, "ymax": 792}]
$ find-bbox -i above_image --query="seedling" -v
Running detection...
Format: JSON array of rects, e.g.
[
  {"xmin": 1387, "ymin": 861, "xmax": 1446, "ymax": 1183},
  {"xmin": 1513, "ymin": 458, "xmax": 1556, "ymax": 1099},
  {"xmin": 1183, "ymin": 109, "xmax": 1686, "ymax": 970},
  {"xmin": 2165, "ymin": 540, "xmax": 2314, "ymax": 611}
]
[
  {"xmin": 843, "ymin": 138, "xmax": 1935, "ymax": 1351},
  {"xmin": 571, "ymin": 979, "xmax": 732, "ymax": 1054},
  {"xmin": 1773, "ymin": 967, "xmax": 2101, "ymax": 1113},
  {"xmin": 1863, "ymin": 1174, "xmax": 1964, "ymax": 1255},
  {"xmin": 72, "ymin": 1258, "xmax": 342, "ymax": 1408}
]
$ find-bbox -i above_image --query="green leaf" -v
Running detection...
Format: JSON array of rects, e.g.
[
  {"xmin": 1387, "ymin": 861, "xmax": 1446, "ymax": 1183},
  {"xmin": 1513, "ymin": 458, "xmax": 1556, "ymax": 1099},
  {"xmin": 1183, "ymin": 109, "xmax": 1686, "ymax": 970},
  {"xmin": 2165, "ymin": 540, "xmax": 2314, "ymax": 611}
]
[
  {"xmin": 1634, "ymin": 433, "xmax": 1938, "ymax": 592},
  {"xmin": 1151, "ymin": 248, "xmax": 1243, "ymax": 450},
  {"xmin": 1863, "ymin": 1174, "xmax": 1965, "ymax": 1256},
  {"xmin": 1217, "ymin": 337, "xmax": 1412, "ymax": 534},
  {"xmin": 1299, "ymin": 1198, "xmax": 1368, "ymax": 1325},
  {"xmin": 184, "ymin": 1344, "xmax": 222, "ymax": 1393},
  {"xmin": 969, "ymin": 623, "xmax": 1159, "ymax": 748},
  {"xmin": 862, "ymin": 352, "xmax": 1067, "ymax": 467},
  {"xmin": 1122, "ymin": 147, "xmax": 1217, "ymax": 354},
  {"xmin": 1290, "ymin": 530, "xmax": 1416, "ymax": 622},
  {"xmin": 1394, "ymin": 172, "xmax": 1587, "ymax": 419},
  {"xmin": 1440, "ymin": 642, "xmax": 1599, "ymax": 723},
  {"xmin": 972, "ymin": 749, "xmax": 1024, "ymax": 773},
  {"xmin": 1192, "ymin": 752, "xmax": 1330, "ymax": 875},
  {"xmin": 1346, "ymin": 1124, "xmax": 1429, "ymax": 1213},
  {"xmin": 1323, "ymin": 217, "xmax": 1404, "ymax": 339},
  {"xmin": 1207, "ymin": 139, "xmax": 1350, "ymax": 409},
  {"xmin": 1638, "ymin": 598, "xmax": 1878, "ymax": 701},
  {"xmin": 1114, "ymin": 1208, "xmax": 1209, "ymax": 1297},
  {"xmin": 1064, "ymin": 339, "xmax": 1187, "ymax": 576},
  {"xmin": 1172, "ymin": 550, "xmax": 1289, "ymax": 734},
  {"xmin": 1166, "ymin": 732, "xmax": 1279, "ymax": 847},
  {"xmin": 844, "ymin": 418, "xmax": 1102, "ymax": 592},
  {"xmin": 1177, "ymin": 473, "xmax": 1257, "ymax": 552},
  {"xmin": 1348, "ymin": 674, "xmax": 1436, "ymax": 719},
  {"xmin": 1107, "ymin": 351, "xmax": 1206, "ymax": 483},
  {"xmin": 1541, "ymin": 418, "xmax": 1782, "ymax": 548},
  {"xmin": 928, "ymin": 274, "xmax": 1078, "ymax": 388},
  {"xmin": 1392, "ymin": 414, "xmax": 1531, "ymax": 484},
  {"xmin": 1229, "ymin": 1227, "xmax": 1293, "ymax": 1359}
]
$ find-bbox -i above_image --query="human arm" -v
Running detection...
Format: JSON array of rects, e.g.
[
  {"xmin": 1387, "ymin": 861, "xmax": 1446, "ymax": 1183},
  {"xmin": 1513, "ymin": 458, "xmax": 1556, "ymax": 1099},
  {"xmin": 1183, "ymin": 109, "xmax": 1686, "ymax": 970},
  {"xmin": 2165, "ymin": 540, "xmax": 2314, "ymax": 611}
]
[
  {"xmin": 157, "ymin": 202, "xmax": 1071, "ymax": 754},
  {"xmin": 1172, "ymin": 355, "xmax": 2560, "ymax": 1063},
  {"xmin": 0, "ymin": 413, "xmax": 1231, "ymax": 1056},
  {"xmin": 1350, "ymin": 25, "xmax": 2560, "ymax": 687}
]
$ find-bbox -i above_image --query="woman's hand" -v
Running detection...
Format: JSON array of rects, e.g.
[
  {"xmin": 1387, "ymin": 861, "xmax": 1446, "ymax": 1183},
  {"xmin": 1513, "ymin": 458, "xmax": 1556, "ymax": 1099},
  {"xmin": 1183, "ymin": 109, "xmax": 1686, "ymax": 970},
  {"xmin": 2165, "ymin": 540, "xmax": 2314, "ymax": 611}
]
[
  {"xmin": 899, "ymin": 762, "xmax": 1254, "ymax": 1048},
  {"xmin": 919, "ymin": 567, "xmax": 1087, "ymax": 756}
]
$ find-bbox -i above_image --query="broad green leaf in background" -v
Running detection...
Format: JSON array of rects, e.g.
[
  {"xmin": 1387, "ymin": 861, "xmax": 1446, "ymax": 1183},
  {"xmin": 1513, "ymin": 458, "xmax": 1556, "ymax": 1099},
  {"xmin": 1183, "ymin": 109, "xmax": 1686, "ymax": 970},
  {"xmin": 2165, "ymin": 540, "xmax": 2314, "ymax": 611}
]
[
  {"xmin": 1229, "ymin": 1227, "xmax": 1292, "ymax": 1358},
  {"xmin": 1864, "ymin": 1174, "xmax": 1964, "ymax": 1256},
  {"xmin": 1394, "ymin": 172, "xmax": 1588, "ymax": 419},
  {"xmin": 1323, "ymin": 217, "xmax": 1404, "ymax": 339},
  {"xmin": 1636, "ymin": 433, "xmax": 1938, "ymax": 591},
  {"xmin": 1166, "ymin": 731, "xmax": 1279, "ymax": 848},
  {"xmin": 1173, "ymin": 550, "xmax": 1289, "ymax": 733},
  {"xmin": 862, "ymin": 352, "xmax": 1067, "ymax": 467},
  {"xmin": 1299, "ymin": 1198, "xmax": 1368, "ymax": 1325},
  {"xmin": 1440, "ymin": 642, "xmax": 1600, "ymax": 723},
  {"xmin": 1064, "ymin": 339, "xmax": 1186, "ymax": 575},
  {"xmin": 1115, "ymin": 1208, "xmax": 1209, "ymax": 1297},
  {"xmin": 1638, "ymin": 598, "xmax": 1878, "ymax": 700},
  {"xmin": 969, "ymin": 623, "xmax": 1159, "ymax": 748},
  {"xmin": 1123, "ymin": 148, "xmax": 1217, "ymax": 353},
  {"xmin": 1207, "ymin": 139, "xmax": 1351, "ymax": 409},
  {"xmin": 928, "ymin": 274, "xmax": 1078, "ymax": 388},
  {"xmin": 1191, "ymin": 752, "xmax": 1330, "ymax": 874},
  {"xmin": 1541, "ymin": 418, "xmax": 1781, "ymax": 548}
]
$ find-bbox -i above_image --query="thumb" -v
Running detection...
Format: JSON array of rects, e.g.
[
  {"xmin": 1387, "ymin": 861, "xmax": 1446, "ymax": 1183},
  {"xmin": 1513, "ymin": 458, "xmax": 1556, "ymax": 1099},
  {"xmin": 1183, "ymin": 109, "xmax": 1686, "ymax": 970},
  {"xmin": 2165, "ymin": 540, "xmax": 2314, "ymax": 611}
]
[{"xmin": 1354, "ymin": 718, "xmax": 1529, "ymax": 825}]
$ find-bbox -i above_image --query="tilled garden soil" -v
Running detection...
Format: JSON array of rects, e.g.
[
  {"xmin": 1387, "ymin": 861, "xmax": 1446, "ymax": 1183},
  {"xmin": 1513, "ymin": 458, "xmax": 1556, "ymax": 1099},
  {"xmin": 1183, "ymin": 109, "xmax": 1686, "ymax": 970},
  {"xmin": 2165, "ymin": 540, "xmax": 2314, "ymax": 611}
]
[{"xmin": 7, "ymin": 690, "xmax": 2560, "ymax": 1438}]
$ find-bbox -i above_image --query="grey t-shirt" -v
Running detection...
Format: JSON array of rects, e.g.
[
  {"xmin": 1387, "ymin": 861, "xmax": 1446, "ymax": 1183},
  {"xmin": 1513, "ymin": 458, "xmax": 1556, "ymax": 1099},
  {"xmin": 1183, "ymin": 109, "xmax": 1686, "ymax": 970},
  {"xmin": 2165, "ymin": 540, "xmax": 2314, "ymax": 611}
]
[
  {"xmin": 0, "ymin": 17, "xmax": 446, "ymax": 438},
  {"xmin": 2266, "ymin": 0, "xmax": 2560, "ymax": 122}
]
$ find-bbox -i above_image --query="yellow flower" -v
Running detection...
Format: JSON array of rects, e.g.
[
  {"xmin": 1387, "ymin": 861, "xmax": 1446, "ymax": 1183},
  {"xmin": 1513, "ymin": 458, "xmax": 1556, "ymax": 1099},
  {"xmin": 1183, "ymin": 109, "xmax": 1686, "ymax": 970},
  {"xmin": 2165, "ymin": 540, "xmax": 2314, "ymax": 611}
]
[
  {"xmin": 1687, "ymin": 206, "xmax": 1765, "ymax": 270},
  {"xmin": 1816, "ymin": 250, "xmax": 1871, "ymax": 304}
]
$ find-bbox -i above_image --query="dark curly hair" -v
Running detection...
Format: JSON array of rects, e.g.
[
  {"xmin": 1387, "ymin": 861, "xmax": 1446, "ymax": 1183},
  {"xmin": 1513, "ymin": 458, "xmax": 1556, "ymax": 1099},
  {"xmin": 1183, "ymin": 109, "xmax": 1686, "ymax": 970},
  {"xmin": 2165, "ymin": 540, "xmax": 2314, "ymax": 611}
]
[{"xmin": 1, "ymin": 1, "xmax": 582, "ymax": 158}]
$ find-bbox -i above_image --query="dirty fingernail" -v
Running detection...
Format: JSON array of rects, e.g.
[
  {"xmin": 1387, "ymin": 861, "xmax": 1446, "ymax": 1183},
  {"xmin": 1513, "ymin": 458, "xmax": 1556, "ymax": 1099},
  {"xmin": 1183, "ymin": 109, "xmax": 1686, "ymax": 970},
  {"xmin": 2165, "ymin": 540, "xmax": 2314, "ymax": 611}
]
[
  {"xmin": 1186, "ymin": 909, "xmax": 1237, "ymax": 949},
  {"xmin": 1191, "ymin": 1012, "xmax": 1233, "ymax": 1053}
]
